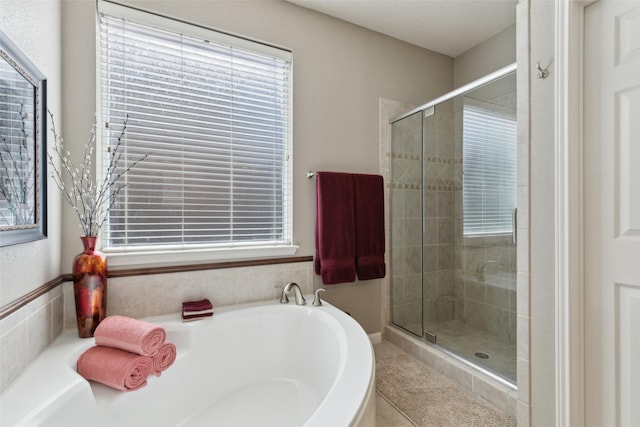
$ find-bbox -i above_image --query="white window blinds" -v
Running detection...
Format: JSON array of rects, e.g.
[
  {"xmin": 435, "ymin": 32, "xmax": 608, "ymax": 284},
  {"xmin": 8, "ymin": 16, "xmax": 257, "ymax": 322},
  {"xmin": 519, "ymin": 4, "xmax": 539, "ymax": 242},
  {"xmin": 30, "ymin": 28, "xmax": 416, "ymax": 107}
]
[
  {"xmin": 98, "ymin": 3, "xmax": 292, "ymax": 251},
  {"xmin": 462, "ymin": 101, "xmax": 517, "ymax": 236}
]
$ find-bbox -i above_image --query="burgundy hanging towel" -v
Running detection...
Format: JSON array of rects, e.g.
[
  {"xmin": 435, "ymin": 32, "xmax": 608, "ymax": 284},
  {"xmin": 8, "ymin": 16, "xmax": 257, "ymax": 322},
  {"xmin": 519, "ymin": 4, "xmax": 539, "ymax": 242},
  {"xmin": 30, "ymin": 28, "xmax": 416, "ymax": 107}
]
[
  {"xmin": 353, "ymin": 173, "xmax": 386, "ymax": 280},
  {"xmin": 314, "ymin": 172, "xmax": 357, "ymax": 284}
]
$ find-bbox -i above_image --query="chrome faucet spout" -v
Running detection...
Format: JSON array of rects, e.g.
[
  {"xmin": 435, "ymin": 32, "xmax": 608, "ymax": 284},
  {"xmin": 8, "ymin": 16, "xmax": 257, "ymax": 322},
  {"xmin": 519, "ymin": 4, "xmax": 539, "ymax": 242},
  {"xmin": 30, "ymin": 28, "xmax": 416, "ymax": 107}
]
[{"xmin": 281, "ymin": 282, "xmax": 306, "ymax": 305}]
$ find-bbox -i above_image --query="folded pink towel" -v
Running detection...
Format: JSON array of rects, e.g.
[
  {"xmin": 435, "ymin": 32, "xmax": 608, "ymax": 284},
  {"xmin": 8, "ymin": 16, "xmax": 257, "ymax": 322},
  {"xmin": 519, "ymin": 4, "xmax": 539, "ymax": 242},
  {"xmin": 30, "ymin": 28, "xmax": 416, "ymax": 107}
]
[
  {"xmin": 77, "ymin": 346, "xmax": 152, "ymax": 391},
  {"xmin": 152, "ymin": 342, "xmax": 177, "ymax": 376},
  {"xmin": 94, "ymin": 315, "xmax": 166, "ymax": 356}
]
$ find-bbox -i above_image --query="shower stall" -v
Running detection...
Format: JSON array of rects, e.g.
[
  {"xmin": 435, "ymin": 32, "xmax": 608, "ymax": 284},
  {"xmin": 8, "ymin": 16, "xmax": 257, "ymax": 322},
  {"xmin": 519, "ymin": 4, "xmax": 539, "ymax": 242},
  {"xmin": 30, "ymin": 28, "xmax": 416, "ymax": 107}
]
[{"xmin": 390, "ymin": 64, "xmax": 517, "ymax": 384}]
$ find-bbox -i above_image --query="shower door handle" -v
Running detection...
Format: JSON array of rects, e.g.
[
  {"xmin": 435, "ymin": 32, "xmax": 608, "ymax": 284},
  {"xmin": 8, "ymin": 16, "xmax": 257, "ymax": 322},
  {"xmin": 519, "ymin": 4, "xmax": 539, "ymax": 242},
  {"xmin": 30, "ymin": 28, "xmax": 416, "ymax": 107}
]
[{"xmin": 512, "ymin": 208, "xmax": 517, "ymax": 246}]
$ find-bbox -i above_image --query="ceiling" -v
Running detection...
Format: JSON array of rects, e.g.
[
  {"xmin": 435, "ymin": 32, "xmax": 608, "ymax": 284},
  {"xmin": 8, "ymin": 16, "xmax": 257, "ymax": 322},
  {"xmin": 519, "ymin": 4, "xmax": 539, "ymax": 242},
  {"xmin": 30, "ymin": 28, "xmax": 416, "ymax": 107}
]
[{"xmin": 285, "ymin": 0, "xmax": 517, "ymax": 58}]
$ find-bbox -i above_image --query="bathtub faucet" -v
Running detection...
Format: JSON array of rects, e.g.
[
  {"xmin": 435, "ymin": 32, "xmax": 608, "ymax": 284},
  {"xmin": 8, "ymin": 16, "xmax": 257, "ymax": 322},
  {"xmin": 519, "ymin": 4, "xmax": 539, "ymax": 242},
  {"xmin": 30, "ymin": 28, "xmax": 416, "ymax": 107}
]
[{"xmin": 280, "ymin": 282, "xmax": 306, "ymax": 305}]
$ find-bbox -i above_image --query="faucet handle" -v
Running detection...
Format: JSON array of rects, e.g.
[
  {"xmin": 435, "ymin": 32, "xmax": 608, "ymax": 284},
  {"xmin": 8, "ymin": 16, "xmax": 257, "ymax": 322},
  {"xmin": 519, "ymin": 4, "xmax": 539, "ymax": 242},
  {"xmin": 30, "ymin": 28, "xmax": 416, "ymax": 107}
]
[{"xmin": 312, "ymin": 288, "xmax": 326, "ymax": 306}]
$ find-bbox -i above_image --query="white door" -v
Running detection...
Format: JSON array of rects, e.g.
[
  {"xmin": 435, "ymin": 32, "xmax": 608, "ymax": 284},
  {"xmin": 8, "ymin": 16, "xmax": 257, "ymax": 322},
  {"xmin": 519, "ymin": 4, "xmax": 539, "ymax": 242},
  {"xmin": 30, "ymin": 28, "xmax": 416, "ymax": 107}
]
[{"xmin": 584, "ymin": 1, "xmax": 640, "ymax": 426}]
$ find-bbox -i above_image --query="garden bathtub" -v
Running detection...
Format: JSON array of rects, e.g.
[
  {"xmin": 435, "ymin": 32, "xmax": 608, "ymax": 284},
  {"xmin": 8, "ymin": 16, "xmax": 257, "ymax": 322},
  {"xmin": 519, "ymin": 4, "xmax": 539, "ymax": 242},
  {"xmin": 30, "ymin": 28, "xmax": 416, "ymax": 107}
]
[{"xmin": 1, "ymin": 298, "xmax": 375, "ymax": 426}]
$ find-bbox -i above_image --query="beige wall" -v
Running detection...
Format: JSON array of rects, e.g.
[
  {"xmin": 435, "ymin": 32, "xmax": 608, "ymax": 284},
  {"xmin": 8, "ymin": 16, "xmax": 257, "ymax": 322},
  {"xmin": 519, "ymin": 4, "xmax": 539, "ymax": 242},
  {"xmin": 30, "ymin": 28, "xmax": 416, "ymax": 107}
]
[
  {"xmin": 60, "ymin": 0, "xmax": 453, "ymax": 267},
  {"xmin": 58, "ymin": 0, "xmax": 453, "ymax": 334},
  {"xmin": 0, "ymin": 0, "xmax": 63, "ymax": 393},
  {"xmin": 453, "ymin": 24, "xmax": 517, "ymax": 88},
  {"xmin": 0, "ymin": 0, "xmax": 62, "ymax": 306}
]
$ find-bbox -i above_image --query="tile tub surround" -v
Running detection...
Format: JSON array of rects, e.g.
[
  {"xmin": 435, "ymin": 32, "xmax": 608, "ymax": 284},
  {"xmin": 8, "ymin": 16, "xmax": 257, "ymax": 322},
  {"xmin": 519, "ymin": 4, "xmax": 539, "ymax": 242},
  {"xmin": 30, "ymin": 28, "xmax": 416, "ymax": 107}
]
[
  {"xmin": 0, "ymin": 285, "xmax": 64, "ymax": 395},
  {"xmin": 63, "ymin": 261, "xmax": 315, "ymax": 330},
  {"xmin": 384, "ymin": 324, "xmax": 518, "ymax": 418}
]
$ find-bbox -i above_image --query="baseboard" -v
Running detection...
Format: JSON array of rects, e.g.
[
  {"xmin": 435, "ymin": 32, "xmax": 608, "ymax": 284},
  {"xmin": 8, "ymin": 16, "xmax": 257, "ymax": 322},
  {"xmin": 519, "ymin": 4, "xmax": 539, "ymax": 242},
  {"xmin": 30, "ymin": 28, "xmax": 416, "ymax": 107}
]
[{"xmin": 368, "ymin": 332, "xmax": 382, "ymax": 344}]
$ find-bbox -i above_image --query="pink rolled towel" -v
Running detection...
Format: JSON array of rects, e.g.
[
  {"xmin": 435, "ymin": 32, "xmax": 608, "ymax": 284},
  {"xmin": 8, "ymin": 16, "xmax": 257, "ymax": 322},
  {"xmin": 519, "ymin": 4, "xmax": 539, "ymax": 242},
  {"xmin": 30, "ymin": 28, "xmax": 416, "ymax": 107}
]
[
  {"xmin": 94, "ymin": 315, "xmax": 166, "ymax": 356},
  {"xmin": 152, "ymin": 342, "xmax": 177, "ymax": 376},
  {"xmin": 77, "ymin": 346, "xmax": 152, "ymax": 391}
]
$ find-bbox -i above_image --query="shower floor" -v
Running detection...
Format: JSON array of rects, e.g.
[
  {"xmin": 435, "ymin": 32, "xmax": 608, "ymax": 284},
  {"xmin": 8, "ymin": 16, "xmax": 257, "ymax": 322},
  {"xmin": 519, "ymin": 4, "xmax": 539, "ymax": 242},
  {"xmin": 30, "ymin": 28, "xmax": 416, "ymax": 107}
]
[{"xmin": 426, "ymin": 319, "xmax": 517, "ymax": 383}]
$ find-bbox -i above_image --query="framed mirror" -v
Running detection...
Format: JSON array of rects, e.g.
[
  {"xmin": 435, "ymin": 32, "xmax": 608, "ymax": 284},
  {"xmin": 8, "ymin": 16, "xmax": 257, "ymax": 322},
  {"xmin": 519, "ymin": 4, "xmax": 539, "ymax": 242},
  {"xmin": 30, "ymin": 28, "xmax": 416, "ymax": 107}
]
[{"xmin": 0, "ymin": 29, "xmax": 47, "ymax": 246}]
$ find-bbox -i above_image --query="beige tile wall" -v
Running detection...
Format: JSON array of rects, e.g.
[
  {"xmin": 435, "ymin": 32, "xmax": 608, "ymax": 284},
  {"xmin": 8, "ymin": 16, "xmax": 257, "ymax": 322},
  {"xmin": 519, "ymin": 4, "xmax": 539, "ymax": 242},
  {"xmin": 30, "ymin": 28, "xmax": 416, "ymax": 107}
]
[
  {"xmin": 423, "ymin": 106, "xmax": 456, "ymax": 327},
  {"xmin": 63, "ymin": 262, "xmax": 315, "ymax": 331},
  {"xmin": 0, "ymin": 286, "xmax": 64, "ymax": 394}
]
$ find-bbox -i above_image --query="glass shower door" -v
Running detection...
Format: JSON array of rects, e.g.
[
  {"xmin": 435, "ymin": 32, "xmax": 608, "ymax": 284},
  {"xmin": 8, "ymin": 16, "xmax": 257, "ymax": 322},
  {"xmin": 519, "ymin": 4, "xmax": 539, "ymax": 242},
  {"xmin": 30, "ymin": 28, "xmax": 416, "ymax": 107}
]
[
  {"xmin": 389, "ymin": 70, "xmax": 517, "ymax": 384},
  {"xmin": 390, "ymin": 110, "xmax": 423, "ymax": 336},
  {"xmin": 421, "ymin": 98, "xmax": 456, "ymax": 344},
  {"xmin": 424, "ymin": 73, "xmax": 518, "ymax": 383}
]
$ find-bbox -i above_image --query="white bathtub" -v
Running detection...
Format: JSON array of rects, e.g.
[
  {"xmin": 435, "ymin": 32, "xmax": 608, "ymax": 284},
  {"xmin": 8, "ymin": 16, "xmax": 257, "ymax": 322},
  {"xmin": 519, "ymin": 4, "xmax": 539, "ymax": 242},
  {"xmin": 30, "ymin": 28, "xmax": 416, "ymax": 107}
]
[{"xmin": 1, "ymin": 297, "xmax": 376, "ymax": 427}]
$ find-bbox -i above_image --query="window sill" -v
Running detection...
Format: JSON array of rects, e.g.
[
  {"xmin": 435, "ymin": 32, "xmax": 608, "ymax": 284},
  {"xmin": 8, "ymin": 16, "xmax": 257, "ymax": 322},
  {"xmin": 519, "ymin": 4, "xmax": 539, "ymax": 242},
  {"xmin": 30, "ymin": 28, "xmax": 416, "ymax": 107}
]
[{"xmin": 104, "ymin": 244, "xmax": 300, "ymax": 270}]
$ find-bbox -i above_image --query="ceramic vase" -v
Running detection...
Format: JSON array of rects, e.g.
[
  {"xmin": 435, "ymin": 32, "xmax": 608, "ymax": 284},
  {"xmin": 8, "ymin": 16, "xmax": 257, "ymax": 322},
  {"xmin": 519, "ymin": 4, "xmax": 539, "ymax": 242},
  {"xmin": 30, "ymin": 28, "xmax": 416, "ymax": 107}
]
[{"xmin": 73, "ymin": 236, "xmax": 107, "ymax": 338}]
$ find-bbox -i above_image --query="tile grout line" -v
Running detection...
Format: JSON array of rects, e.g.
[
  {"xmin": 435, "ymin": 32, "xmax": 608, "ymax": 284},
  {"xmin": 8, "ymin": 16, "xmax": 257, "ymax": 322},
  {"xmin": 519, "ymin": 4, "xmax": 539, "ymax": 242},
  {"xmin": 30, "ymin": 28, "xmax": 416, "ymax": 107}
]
[{"xmin": 375, "ymin": 390, "xmax": 420, "ymax": 427}]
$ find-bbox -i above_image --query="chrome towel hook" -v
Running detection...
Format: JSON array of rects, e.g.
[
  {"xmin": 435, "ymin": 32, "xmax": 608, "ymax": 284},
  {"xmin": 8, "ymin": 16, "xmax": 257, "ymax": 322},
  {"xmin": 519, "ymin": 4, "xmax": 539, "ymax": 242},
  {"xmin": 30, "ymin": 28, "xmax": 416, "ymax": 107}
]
[{"xmin": 536, "ymin": 62, "xmax": 549, "ymax": 79}]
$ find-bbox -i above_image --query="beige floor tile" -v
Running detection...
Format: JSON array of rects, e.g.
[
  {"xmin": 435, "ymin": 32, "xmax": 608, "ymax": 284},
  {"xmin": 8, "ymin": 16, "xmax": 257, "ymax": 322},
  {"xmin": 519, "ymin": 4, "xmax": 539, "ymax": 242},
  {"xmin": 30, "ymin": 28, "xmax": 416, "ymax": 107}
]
[
  {"xmin": 375, "ymin": 393, "xmax": 416, "ymax": 427},
  {"xmin": 374, "ymin": 340, "xmax": 516, "ymax": 427}
]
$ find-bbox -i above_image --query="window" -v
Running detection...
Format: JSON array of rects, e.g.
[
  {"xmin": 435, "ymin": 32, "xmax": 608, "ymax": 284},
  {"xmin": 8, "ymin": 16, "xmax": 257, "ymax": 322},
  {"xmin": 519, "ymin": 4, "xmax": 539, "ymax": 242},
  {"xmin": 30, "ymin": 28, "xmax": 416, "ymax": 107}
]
[
  {"xmin": 462, "ymin": 100, "xmax": 517, "ymax": 236},
  {"xmin": 98, "ymin": 2, "xmax": 294, "ymax": 264}
]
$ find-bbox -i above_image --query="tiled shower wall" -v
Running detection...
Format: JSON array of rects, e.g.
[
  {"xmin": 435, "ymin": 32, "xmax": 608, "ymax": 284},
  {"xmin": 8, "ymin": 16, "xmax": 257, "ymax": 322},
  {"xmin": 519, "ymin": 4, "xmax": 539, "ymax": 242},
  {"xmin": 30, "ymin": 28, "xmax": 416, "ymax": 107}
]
[
  {"xmin": 453, "ymin": 234, "xmax": 517, "ymax": 341},
  {"xmin": 423, "ymin": 107, "xmax": 457, "ymax": 326}
]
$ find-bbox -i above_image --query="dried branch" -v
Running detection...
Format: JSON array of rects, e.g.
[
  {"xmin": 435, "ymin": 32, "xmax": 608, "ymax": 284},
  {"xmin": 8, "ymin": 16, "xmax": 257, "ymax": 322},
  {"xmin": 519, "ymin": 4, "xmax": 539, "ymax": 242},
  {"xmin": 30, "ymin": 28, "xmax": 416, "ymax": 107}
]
[
  {"xmin": 0, "ymin": 106, "xmax": 35, "ymax": 226},
  {"xmin": 47, "ymin": 111, "xmax": 149, "ymax": 236}
]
